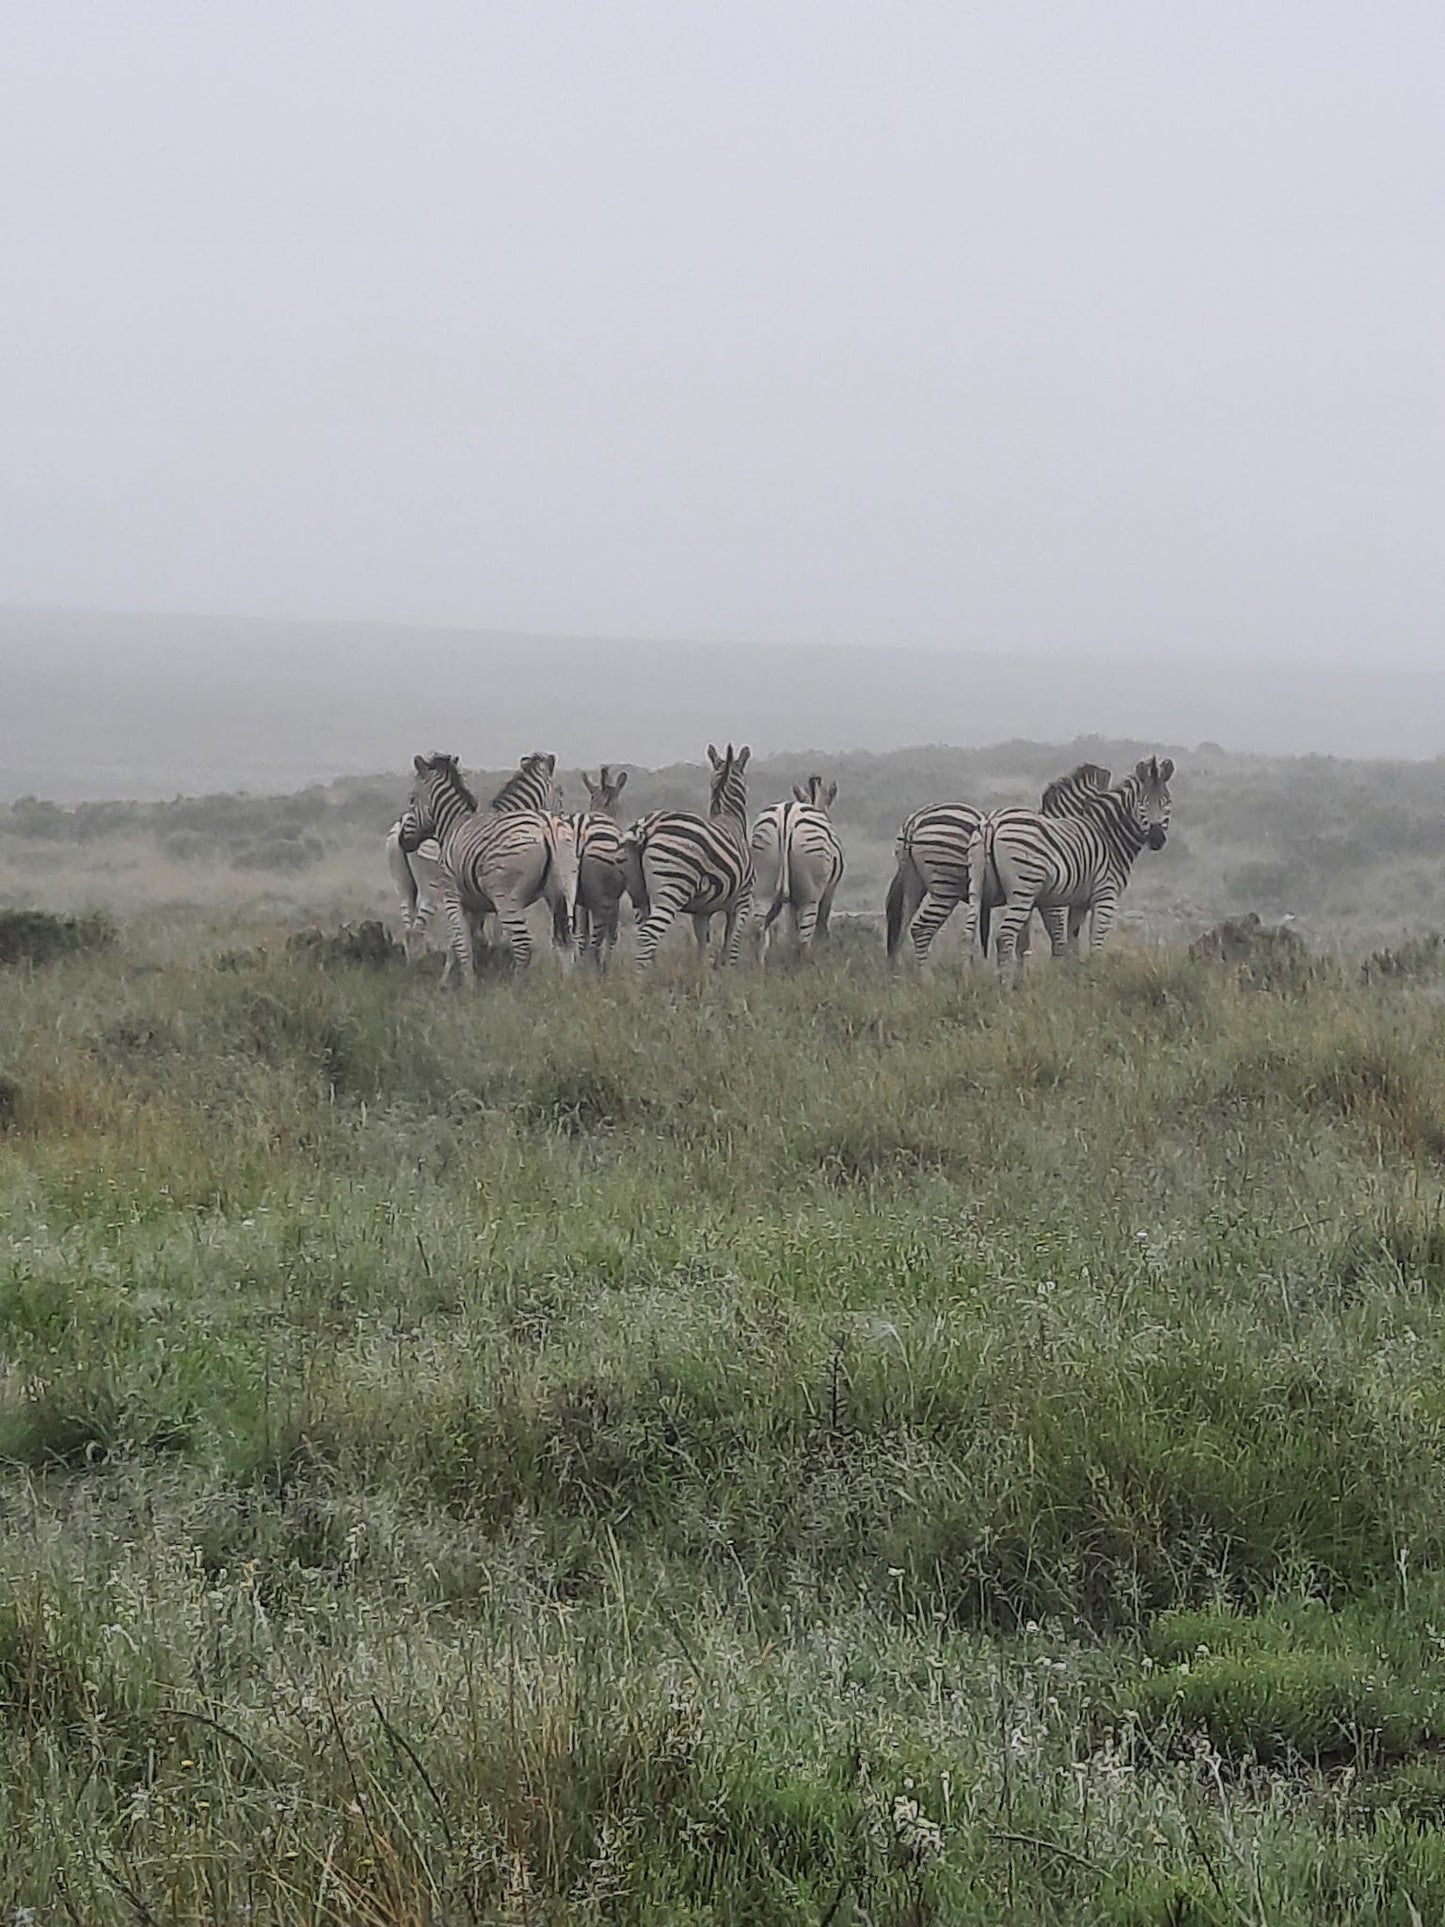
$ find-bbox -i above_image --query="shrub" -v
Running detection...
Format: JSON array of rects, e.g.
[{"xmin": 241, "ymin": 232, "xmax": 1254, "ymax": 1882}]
[
  {"xmin": 285, "ymin": 921, "xmax": 403, "ymax": 969},
  {"xmin": 1362, "ymin": 932, "xmax": 1445, "ymax": 983},
  {"xmin": 233, "ymin": 833, "xmax": 325, "ymax": 872},
  {"xmin": 0, "ymin": 908, "xmax": 117, "ymax": 966}
]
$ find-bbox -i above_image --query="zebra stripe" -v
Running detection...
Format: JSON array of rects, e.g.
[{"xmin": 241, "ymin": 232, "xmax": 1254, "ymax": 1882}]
[
  {"xmin": 625, "ymin": 743, "xmax": 754, "ymax": 970},
  {"xmin": 751, "ymin": 774, "xmax": 844, "ymax": 958},
  {"xmin": 966, "ymin": 757, "xmax": 1175, "ymax": 965},
  {"xmin": 407, "ymin": 753, "xmax": 577, "ymax": 977},
  {"xmin": 571, "ymin": 766, "xmax": 634, "ymax": 969},
  {"xmin": 885, "ymin": 763, "xmax": 1111, "ymax": 963}
]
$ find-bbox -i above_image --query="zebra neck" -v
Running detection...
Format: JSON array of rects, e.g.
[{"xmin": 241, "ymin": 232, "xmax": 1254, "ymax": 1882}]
[
  {"xmin": 431, "ymin": 790, "xmax": 474, "ymax": 848},
  {"xmin": 1093, "ymin": 790, "xmax": 1147, "ymax": 873}
]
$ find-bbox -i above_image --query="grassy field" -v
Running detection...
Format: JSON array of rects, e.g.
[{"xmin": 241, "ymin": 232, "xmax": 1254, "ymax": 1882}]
[{"xmin": 4, "ymin": 891, "xmax": 1445, "ymax": 1922}]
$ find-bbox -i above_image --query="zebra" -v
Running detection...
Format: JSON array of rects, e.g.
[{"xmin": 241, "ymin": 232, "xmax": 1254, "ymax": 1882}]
[
  {"xmin": 885, "ymin": 763, "xmax": 1112, "ymax": 964},
  {"xmin": 750, "ymin": 774, "xmax": 844, "ymax": 959},
  {"xmin": 388, "ymin": 752, "xmax": 562, "ymax": 959},
  {"xmin": 571, "ymin": 766, "xmax": 636, "ymax": 969},
  {"xmin": 405, "ymin": 753, "xmax": 578, "ymax": 979},
  {"xmin": 623, "ymin": 744, "xmax": 754, "ymax": 971},
  {"xmin": 965, "ymin": 756, "xmax": 1175, "ymax": 967}
]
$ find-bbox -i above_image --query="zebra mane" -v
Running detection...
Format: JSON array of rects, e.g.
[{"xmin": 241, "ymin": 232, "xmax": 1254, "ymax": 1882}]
[
  {"xmin": 489, "ymin": 752, "xmax": 555, "ymax": 810},
  {"xmin": 414, "ymin": 752, "xmax": 478, "ymax": 812},
  {"xmin": 1039, "ymin": 763, "xmax": 1111, "ymax": 814},
  {"xmin": 707, "ymin": 742, "xmax": 751, "ymax": 821}
]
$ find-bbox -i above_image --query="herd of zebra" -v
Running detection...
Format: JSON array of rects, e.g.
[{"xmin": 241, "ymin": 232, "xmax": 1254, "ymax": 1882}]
[{"xmin": 386, "ymin": 746, "xmax": 1176, "ymax": 977}]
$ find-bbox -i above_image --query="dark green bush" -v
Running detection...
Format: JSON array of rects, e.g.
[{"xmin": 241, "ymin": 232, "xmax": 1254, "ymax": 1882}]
[{"xmin": 0, "ymin": 908, "xmax": 117, "ymax": 966}]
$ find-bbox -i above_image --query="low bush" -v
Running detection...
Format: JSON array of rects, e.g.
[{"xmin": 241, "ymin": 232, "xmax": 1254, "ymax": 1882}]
[{"xmin": 0, "ymin": 907, "xmax": 117, "ymax": 966}]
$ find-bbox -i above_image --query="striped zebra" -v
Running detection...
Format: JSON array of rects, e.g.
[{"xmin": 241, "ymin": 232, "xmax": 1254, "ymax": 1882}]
[
  {"xmin": 389, "ymin": 753, "xmax": 562, "ymax": 959},
  {"xmin": 405, "ymin": 753, "xmax": 577, "ymax": 979},
  {"xmin": 885, "ymin": 763, "xmax": 1111, "ymax": 964},
  {"xmin": 965, "ymin": 756, "xmax": 1175, "ymax": 966},
  {"xmin": 571, "ymin": 766, "xmax": 636, "ymax": 969},
  {"xmin": 623, "ymin": 744, "xmax": 754, "ymax": 970},
  {"xmin": 750, "ymin": 775, "xmax": 844, "ymax": 958}
]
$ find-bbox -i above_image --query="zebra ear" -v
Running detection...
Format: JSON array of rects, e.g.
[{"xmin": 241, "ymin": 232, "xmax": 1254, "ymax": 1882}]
[
  {"xmin": 826, "ymin": 781, "xmax": 838, "ymax": 806},
  {"xmin": 413, "ymin": 755, "xmax": 428, "ymax": 775},
  {"xmin": 542, "ymin": 753, "xmax": 557, "ymax": 774},
  {"xmin": 707, "ymin": 744, "xmax": 721, "ymax": 768},
  {"xmin": 614, "ymin": 770, "xmax": 627, "ymax": 793},
  {"xmin": 1158, "ymin": 757, "xmax": 1175, "ymax": 781},
  {"xmin": 793, "ymin": 784, "xmax": 808, "ymax": 803},
  {"xmin": 737, "ymin": 745, "xmax": 751, "ymax": 768},
  {"xmin": 1134, "ymin": 760, "xmax": 1151, "ymax": 782}
]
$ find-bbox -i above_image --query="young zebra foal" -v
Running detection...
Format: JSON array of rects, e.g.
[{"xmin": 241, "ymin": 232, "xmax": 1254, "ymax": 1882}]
[
  {"xmin": 750, "ymin": 774, "xmax": 845, "ymax": 960},
  {"xmin": 624, "ymin": 744, "xmax": 755, "ymax": 970}
]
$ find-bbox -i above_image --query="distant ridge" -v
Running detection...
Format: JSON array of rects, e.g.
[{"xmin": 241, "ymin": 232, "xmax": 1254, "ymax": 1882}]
[{"xmin": 2, "ymin": 605, "xmax": 1442, "ymax": 800}]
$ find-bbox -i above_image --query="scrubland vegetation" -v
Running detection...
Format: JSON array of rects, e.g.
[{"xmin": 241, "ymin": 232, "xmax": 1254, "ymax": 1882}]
[
  {"xmin": 7, "ymin": 736, "xmax": 1445, "ymax": 949},
  {"xmin": 5, "ymin": 745, "xmax": 1445, "ymax": 1920}
]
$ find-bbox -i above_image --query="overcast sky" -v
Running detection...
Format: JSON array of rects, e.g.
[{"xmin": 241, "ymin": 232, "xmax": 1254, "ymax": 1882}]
[{"xmin": 1, "ymin": 3, "xmax": 1441, "ymax": 665}]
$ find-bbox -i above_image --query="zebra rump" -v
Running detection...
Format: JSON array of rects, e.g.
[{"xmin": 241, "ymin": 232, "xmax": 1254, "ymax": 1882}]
[{"xmin": 626, "ymin": 745, "xmax": 754, "ymax": 969}]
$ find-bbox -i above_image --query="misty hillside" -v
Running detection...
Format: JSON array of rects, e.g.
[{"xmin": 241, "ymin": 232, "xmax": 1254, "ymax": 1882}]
[{"xmin": 4, "ymin": 607, "xmax": 1444, "ymax": 801}]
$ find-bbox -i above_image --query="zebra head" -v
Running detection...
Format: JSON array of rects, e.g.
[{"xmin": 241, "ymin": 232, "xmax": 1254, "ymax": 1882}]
[
  {"xmin": 1129, "ymin": 756, "xmax": 1175, "ymax": 849},
  {"xmin": 792, "ymin": 774, "xmax": 838, "ymax": 811},
  {"xmin": 706, "ymin": 743, "xmax": 751, "ymax": 824},
  {"xmin": 582, "ymin": 765, "xmax": 629, "ymax": 817},
  {"xmin": 410, "ymin": 752, "xmax": 479, "ymax": 842},
  {"xmin": 490, "ymin": 751, "xmax": 561, "ymax": 813}
]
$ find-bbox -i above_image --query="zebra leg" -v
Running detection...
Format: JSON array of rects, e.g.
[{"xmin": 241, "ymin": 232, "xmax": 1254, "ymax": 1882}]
[
  {"xmin": 884, "ymin": 856, "xmax": 926, "ymax": 964},
  {"xmin": 441, "ymin": 890, "xmax": 475, "ymax": 989},
  {"xmin": 598, "ymin": 900, "xmax": 621, "ymax": 971},
  {"xmin": 720, "ymin": 892, "xmax": 752, "ymax": 966},
  {"xmin": 691, "ymin": 913, "xmax": 712, "ymax": 960},
  {"xmin": 795, "ymin": 898, "xmax": 821, "ymax": 951},
  {"xmin": 815, "ymin": 884, "xmax": 837, "ymax": 942},
  {"xmin": 911, "ymin": 886, "xmax": 963, "ymax": 962},
  {"xmin": 1087, "ymin": 888, "xmax": 1120, "ymax": 953},
  {"xmin": 994, "ymin": 900, "xmax": 1033, "ymax": 970},
  {"xmin": 494, "ymin": 901, "xmax": 534, "ymax": 971},
  {"xmin": 635, "ymin": 891, "xmax": 686, "ymax": 971},
  {"xmin": 1040, "ymin": 905, "xmax": 1071, "ymax": 959}
]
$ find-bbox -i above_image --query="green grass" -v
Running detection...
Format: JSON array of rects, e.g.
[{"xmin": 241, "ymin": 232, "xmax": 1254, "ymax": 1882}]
[{"xmin": 6, "ymin": 920, "xmax": 1445, "ymax": 1919}]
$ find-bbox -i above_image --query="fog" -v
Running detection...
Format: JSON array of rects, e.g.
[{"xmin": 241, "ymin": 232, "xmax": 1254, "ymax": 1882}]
[{"xmin": 2, "ymin": 6, "xmax": 1442, "ymax": 784}]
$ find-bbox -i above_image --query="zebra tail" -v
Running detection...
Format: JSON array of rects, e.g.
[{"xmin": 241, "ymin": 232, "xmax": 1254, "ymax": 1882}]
[
  {"xmin": 764, "ymin": 809, "xmax": 791, "ymax": 930},
  {"xmin": 884, "ymin": 849, "xmax": 914, "ymax": 960},
  {"xmin": 387, "ymin": 825, "xmax": 421, "ymax": 925},
  {"xmin": 976, "ymin": 818, "xmax": 1002, "ymax": 957}
]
